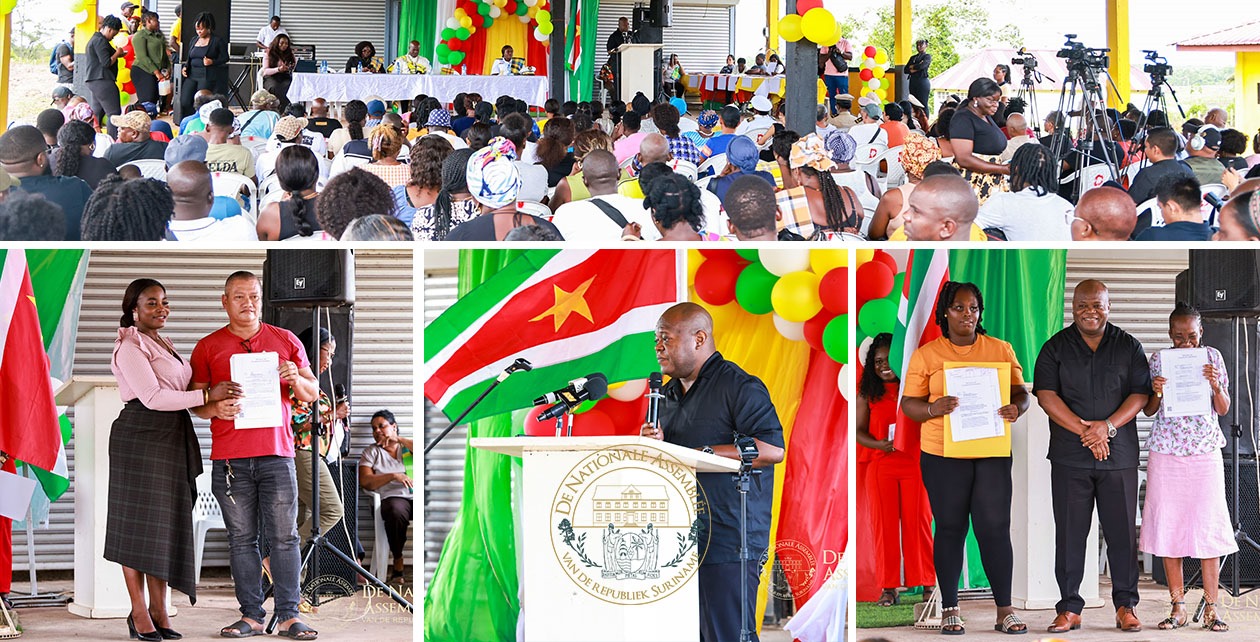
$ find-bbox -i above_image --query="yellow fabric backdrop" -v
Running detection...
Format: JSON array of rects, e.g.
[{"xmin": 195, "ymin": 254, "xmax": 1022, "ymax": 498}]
[
  {"xmin": 687, "ymin": 250, "xmax": 813, "ymax": 630},
  {"xmin": 479, "ymin": 18, "xmax": 530, "ymax": 76}
]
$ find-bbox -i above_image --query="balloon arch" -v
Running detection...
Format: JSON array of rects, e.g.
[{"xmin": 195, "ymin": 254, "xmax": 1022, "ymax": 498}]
[{"xmin": 435, "ymin": 0, "xmax": 553, "ymax": 68}]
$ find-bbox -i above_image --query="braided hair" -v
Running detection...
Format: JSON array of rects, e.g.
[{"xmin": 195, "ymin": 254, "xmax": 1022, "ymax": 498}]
[
  {"xmin": 54, "ymin": 120, "xmax": 97, "ymax": 180},
  {"xmin": 800, "ymin": 165, "xmax": 855, "ymax": 230},
  {"xmin": 644, "ymin": 173, "xmax": 704, "ymax": 233},
  {"xmin": 430, "ymin": 148, "xmax": 475, "ymax": 241},
  {"xmin": 343, "ymin": 99, "xmax": 368, "ymax": 141},
  {"xmin": 858, "ymin": 333, "xmax": 895, "ymax": 401},
  {"xmin": 368, "ymin": 122, "xmax": 405, "ymax": 161},
  {"xmin": 275, "ymin": 145, "xmax": 320, "ymax": 237},
  {"xmin": 1008, "ymin": 143, "xmax": 1058, "ymax": 196},
  {"xmin": 81, "ymin": 175, "xmax": 173, "ymax": 241},
  {"xmin": 933, "ymin": 281, "xmax": 987, "ymax": 339}
]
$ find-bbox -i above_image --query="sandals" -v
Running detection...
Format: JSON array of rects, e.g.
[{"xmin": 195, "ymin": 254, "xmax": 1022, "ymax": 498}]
[
  {"xmin": 876, "ymin": 588, "xmax": 900, "ymax": 607},
  {"xmin": 941, "ymin": 606, "xmax": 965, "ymax": 636},
  {"xmin": 1203, "ymin": 602, "xmax": 1229, "ymax": 632},
  {"xmin": 278, "ymin": 621, "xmax": 319, "ymax": 640},
  {"xmin": 1158, "ymin": 596, "xmax": 1188, "ymax": 630},
  {"xmin": 995, "ymin": 613, "xmax": 1028, "ymax": 635},
  {"xmin": 219, "ymin": 620, "xmax": 263, "ymax": 638}
]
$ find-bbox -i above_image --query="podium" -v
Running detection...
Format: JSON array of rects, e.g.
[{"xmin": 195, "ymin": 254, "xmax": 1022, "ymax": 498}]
[
  {"xmin": 471, "ymin": 436, "xmax": 738, "ymax": 642},
  {"xmin": 614, "ymin": 43, "xmax": 663, "ymax": 103}
]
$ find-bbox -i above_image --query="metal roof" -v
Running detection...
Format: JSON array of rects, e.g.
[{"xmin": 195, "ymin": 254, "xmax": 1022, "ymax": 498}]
[{"xmin": 1175, "ymin": 21, "xmax": 1260, "ymax": 51}]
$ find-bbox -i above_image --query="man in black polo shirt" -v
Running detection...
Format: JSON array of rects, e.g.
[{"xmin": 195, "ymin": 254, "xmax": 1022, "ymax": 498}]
[
  {"xmin": 1034, "ymin": 279, "xmax": 1152, "ymax": 634},
  {"xmin": 641, "ymin": 302, "xmax": 785, "ymax": 642}
]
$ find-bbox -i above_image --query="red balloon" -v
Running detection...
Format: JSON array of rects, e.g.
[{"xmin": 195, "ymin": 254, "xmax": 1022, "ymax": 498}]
[
  {"xmin": 523, "ymin": 404, "xmax": 553, "ymax": 436},
  {"xmin": 698, "ymin": 248, "xmax": 742, "ymax": 262},
  {"xmin": 871, "ymin": 250, "xmax": 898, "ymax": 276},
  {"xmin": 448, "ymin": 38, "xmax": 464, "ymax": 52},
  {"xmin": 859, "ymin": 68, "xmax": 874, "ymax": 82},
  {"xmin": 819, "ymin": 267, "xmax": 849, "ymax": 315},
  {"xmin": 571, "ymin": 409, "xmax": 616, "ymax": 436},
  {"xmin": 803, "ymin": 309, "xmax": 835, "ymax": 352},
  {"xmin": 796, "ymin": 0, "xmax": 823, "ymax": 13},
  {"xmin": 694, "ymin": 257, "xmax": 744, "ymax": 307},
  {"xmin": 864, "ymin": 46, "xmax": 877, "ymax": 59},
  {"xmin": 595, "ymin": 396, "xmax": 650, "ymax": 435},
  {"xmin": 122, "ymin": 81, "xmax": 135, "ymax": 93},
  {"xmin": 855, "ymin": 261, "xmax": 895, "ymax": 302}
]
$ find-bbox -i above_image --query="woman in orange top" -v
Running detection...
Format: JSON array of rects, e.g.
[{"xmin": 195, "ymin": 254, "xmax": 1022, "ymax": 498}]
[
  {"xmin": 856, "ymin": 333, "xmax": 935, "ymax": 607},
  {"xmin": 900, "ymin": 281, "xmax": 1031, "ymax": 636}
]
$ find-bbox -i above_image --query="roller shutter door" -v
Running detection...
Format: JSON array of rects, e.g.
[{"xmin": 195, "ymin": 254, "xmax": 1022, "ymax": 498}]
[
  {"xmin": 279, "ymin": 0, "xmax": 387, "ymax": 70},
  {"xmin": 595, "ymin": 1, "xmax": 734, "ymax": 79},
  {"xmin": 422, "ymin": 267, "xmax": 463, "ymax": 585}
]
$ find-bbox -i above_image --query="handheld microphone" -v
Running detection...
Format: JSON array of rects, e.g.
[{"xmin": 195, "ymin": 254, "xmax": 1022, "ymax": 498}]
[
  {"xmin": 533, "ymin": 373, "xmax": 599, "ymax": 406},
  {"xmin": 496, "ymin": 358, "xmax": 533, "ymax": 382},
  {"xmin": 646, "ymin": 372, "xmax": 663, "ymax": 429},
  {"xmin": 538, "ymin": 373, "xmax": 608, "ymax": 421}
]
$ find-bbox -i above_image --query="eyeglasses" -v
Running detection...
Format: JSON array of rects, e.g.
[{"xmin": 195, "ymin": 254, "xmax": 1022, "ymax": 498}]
[{"xmin": 239, "ymin": 338, "xmax": 254, "ymax": 353}]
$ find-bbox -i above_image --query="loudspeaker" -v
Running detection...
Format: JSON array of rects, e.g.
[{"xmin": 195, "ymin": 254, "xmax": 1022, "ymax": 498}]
[
  {"xmin": 1176, "ymin": 269, "xmax": 1192, "ymax": 307},
  {"xmin": 633, "ymin": 7, "xmax": 662, "ymax": 43},
  {"xmin": 301, "ymin": 461, "xmax": 365, "ymax": 596},
  {"xmin": 265, "ymin": 250, "xmax": 355, "ymax": 307},
  {"xmin": 1154, "ymin": 457, "xmax": 1260, "ymax": 589},
  {"xmin": 264, "ymin": 305, "xmax": 354, "ymax": 412},
  {"xmin": 1189, "ymin": 249, "xmax": 1260, "ymax": 317},
  {"xmin": 1201, "ymin": 317, "xmax": 1260, "ymax": 456},
  {"xmin": 649, "ymin": 0, "xmax": 672, "ymax": 27}
]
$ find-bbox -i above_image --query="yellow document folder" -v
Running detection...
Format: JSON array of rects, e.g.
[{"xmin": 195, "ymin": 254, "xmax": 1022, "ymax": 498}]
[{"xmin": 942, "ymin": 361, "xmax": 1012, "ymax": 458}]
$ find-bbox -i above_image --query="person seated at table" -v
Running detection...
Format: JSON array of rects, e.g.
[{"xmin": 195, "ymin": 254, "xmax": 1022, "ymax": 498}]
[
  {"xmin": 392, "ymin": 40, "xmax": 430, "ymax": 74},
  {"xmin": 735, "ymin": 57, "xmax": 747, "ymax": 74},
  {"xmin": 345, "ymin": 41, "xmax": 384, "ymax": 74},
  {"xmin": 746, "ymin": 53, "xmax": 771, "ymax": 76},
  {"xmin": 765, "ymin": 53, "xmax": 785, "ymax": 75},
  {"xmin": 491, "ymin": 45, "xmax": 516, "ymax": 76},
  {"xmin": 720, "ymin": 54, "xmax": 736, "ymax": 74}
]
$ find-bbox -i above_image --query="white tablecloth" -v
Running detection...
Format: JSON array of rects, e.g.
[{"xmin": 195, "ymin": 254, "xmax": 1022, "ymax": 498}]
[{"xmin": 288, "ymin": 73, "xmax": 550, "ymax": 106}]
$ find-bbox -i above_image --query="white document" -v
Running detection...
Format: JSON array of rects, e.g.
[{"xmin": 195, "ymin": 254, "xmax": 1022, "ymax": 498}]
[
  {"xmin": 944, "ymin": 366, "xmax": 1004, "ymax": 442},
  {"xmin": 886, "ymin": 422, "xmax": 896, "ymax": 444},
  {"xmin": 230, "ymin": 351, "xmax": 283, "ymax": 429},
  {"xmin": 0, "ymin": 469, "xmax": 37, "ymax": 520},
  {"xmin": 1162, "ymin": 347, "xmax": 1213, "ymax": 418}
]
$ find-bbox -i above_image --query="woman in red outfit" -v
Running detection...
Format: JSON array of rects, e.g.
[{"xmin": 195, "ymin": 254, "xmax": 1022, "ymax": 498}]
[{"xmin": 856, "ymin": 333, "xmax": 935, "ymax": 606}]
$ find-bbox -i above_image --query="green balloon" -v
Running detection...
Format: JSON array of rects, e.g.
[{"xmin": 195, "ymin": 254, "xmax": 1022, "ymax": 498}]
[
  {"xmin": 855, "ymin": 326, "xmax": 869, "ymax": 351},
  {"xmin": 441, "ymin": 27, "xmax": 455, "ymax": 40},
  {"xmin": 885, "ymin": 272, "xmax": 905, "ymax": 302},
  {"xmin": 736, "ymin": 248, "xmax": 759, "ymax": 262},
  {"xmin": 822, "ymin": 314, "xmax": 849, "ymax": 364},
  {"xmin": 515, "ymin": 2, "xmax": 528, "ymax": 14},
  {"xmin": 478, "ymin": 2, "xmax": 490, "ymax": 15},
  {"xmin": 482, "ymin": 15, "xmax": 494, "ymax": 28},
  {"xmin": 858, "ymin": 298, "xmax": 898, "ymax": 337},
  {"xmin": 436, "ymin": 43, "xmax": 451, "ymax": 56},
  {"xmin": 449, "ymin": 50, "xmax": 465, "ymax": 65},
  {"xmin": 456, "ymin": 27, "xmax": 471, "ymax": 40},
  {"xmin": 734, "ymin": 263, "xmax": 778, "ymax": 315}
]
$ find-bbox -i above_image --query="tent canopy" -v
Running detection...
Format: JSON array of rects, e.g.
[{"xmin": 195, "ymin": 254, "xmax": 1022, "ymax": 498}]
[{"xmin": 930, "ymin": 47, "xmax": 1153, "ymax": 94}]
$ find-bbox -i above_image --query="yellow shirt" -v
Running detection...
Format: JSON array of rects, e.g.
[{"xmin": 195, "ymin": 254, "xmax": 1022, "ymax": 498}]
[
  {"xmin": 888, "ymin": 224, "xmax": 988, "ymax": 242},
  {"xmin": 903, "ymin": 335, "xmax": 1024, "ymax": 457}
]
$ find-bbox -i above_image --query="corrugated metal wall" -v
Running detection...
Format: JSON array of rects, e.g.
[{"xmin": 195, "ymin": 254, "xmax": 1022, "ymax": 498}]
[
  {"xmin": 279, "ymin": 0, "xmax": 388, "ymax": 70},
  {"xmin": 421, "ymin": 267, "xmax": 461, "ymax": 585},
  {"xmin": 150, "ymin": 0, "xmax": 272, "ymax": 47},
  {"xmin": 13, "ymin": 249, "xmax": 413, "ymax": 572},
  {"xmin": 595, "ymin": 1, "xmax": 735, "ymax": 78}
]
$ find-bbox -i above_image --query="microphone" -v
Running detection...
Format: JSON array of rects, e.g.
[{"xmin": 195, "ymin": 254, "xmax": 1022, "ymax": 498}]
[
  {"xmin": 533, "ymin": 373, "xmax": 599, "ymax": 406},
  {"xmin": 646, "ymin": 372, "xmax": 663, "ymax": 429},
  {"xmin": 496, "ymin": 358, "xmax": 533, "ymax": 382},
  {"xmin": 538, "ymin": 373, "xmax": 608, "ymax": 421}
]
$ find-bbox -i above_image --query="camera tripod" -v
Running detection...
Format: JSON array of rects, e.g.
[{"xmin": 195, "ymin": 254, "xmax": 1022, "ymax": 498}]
[
  {"xmin": 1014, "ymin": 64, "xmax": 1047, "ymax": 137},
  {"xmin": 1050, "ymin": 61, "xmax": 1122, "ymax": 202}
]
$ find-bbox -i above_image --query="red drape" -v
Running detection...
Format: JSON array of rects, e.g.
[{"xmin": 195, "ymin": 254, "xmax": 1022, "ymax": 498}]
[{"xmin": 774, "ymin": 351, "xmax": 848, "ymax": 605}]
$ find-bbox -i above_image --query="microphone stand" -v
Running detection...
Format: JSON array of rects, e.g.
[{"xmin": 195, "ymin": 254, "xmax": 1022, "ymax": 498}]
[
  {"xmin": 424, "ymin": 359, "xmax": 531, "ymax": 455},
  {"xmin": 733, "ymin": 437, "xmax": 760, "ymax": 642}
]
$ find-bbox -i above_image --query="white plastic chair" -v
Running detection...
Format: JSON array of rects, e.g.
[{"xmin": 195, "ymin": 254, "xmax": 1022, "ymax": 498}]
[
  {"xmin": 1201, "ymin": 183, "xmax": 1229, "ymax": 226},
  {"xmin": 698, "ymin": 153, "xmax": 728, "ymax": 178},
  {"xmin": 211, "ymin": 172, "xmax": 259, "ymax": 224},
  {"xmin": 192, "ymin": 472, "xmax": 226, "ymax": 584},
  {"xmin": 618, "ymin": 155, "xmax": 635, "ymax": 174},
  {"xmin": 743, "ymin": 127, "xmax": 771, "ymax": 151},
  {"xmin": 1060, "ymin": 163, "xmax": 1111, "ymax": 195},
  {"xmin": 1137, "ymin": 197, "xmax": 1164, "ymax": 228},
  {"xmin": 1122, "ymin": 160, "xmax": 1146, "ymax": 185},
  {"xmin": 516, "ymin": 200, "xmax": 554, "ymax": 221},
  {"xmin": 120, "ymin": 159, "xmax": 168, "ymax": 181},
  {"xmin": 329, "ymin": 150, "xmax": 371, "ymax": 178},
  {"xmin": 853, "ymin": 143, "xmax": 888, "ymax": 166},
  {"xmin": 369, "ymin": 492, "xmax": 390, "ymax": 578},
  {"xmin": 669, "ymin": 159, "xmax": 699, "ymax": 182}
]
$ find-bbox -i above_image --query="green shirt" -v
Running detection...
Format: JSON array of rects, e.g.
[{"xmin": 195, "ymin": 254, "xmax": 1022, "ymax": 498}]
[{"xmin": 131, "ymin": 28, "xmax": 169, "ymax": 75}]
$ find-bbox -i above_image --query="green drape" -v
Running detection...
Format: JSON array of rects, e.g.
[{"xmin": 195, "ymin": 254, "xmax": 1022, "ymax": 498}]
[
  {"xmin": 565, "ymin": 0, "xmax": 600, "ymax": 102},
  {"xmin": 950, "ymin": 249, "xmax": 1068, "ymax": 383},
  {"xmin": 423, "ymin": 249, "xmax": 528, "ymax": 642},
  {"xmin": 401, "ymin": 0, "xmax": 438, "ymax": 61}
]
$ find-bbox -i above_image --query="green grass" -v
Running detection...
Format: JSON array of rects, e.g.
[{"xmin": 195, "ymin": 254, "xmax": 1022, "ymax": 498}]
[{"xmin": 857, "ymin": 592, "xmax": 927, "ymax": 628}]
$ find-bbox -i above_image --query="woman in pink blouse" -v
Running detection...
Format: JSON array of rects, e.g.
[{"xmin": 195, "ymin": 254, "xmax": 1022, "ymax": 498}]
[
  {"xmin": 1139, "ymin": 304, "xmax": 1235, "ymax": 632},
  {"xmin": 105, "ymin": 279, "xmax": 240, "ymax": 641}
]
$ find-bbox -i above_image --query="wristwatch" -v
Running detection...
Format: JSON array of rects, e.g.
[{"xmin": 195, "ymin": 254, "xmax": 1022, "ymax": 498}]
[
  {"xmin": 701, "ymin": 445, "xmax": 715, "ymax": 455},
  {"xmin": 1105, "ymin": 419, "xmax": 1117, "ymax": 439}
]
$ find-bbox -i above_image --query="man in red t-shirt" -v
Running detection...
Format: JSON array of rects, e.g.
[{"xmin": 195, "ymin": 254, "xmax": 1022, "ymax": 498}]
[{"xmin": 191, "ymin": 270, "xmax": 319, "ymax": 640}]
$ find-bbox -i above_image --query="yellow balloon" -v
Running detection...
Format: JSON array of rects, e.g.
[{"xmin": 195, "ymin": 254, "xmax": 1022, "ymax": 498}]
[
  {"xmin": 117, "ymin": 66, "xmax": 131, "ymax": 83},
  {"xmin": 454, "ymin": 7, "xmax": 466, "ymax": 18},
  {"xmin": 687, "ymin": 249, "xmax": 704, "ymax": 287},
  {"xmin": 460, "ymin": 15, "xmax": 473, "ymax": 28},
  {"xmin": 874, "ymin": 50, "xmax": 888, "ymax": 65},
  {"xmin": 771, "ymin": 271, "xmax": 824, "ymax": 323},
  {"xmin": 801, "ymin": 8, "xmax": 836, "ymax": 44},
  {"xmin": 855, "ymin": 249, "xmax": 875, "ymax": 265},
  {"xmin": 810, "ymin": 249, "xmax": 848, "ymax": 274},
  {"xmin": 818, "ymin": 26, "xmax": 841, "ymax": 48},
  {"xmin": 872, "ymin": 67, "xmax": 885, "ymax": 79},
  {"xmin": 778, "ymin": 14, "xmax": 804, "ymax": 42}
]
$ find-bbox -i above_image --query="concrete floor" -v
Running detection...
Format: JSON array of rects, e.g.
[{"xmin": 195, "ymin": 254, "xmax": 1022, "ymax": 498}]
[
  {"xmin": 856, "ymin": 576, "xmax": 1260, "ymax": 641},
  {"xmin": 2, "ymin": 573, "xmax": 415, "ymax": 641}
]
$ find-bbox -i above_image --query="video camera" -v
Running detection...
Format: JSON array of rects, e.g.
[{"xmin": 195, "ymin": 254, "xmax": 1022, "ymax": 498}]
[
  {"xmin": 1142, "ymin": 50, "xmax": 1173, "ymax": 81},
  {"xmin": 1056, "ymin": 34, "xmax": 1109, "ymax": 71},
  {"xmin": 1012, "ymin": 47, "xmax": 1037, "ymax": 70}
]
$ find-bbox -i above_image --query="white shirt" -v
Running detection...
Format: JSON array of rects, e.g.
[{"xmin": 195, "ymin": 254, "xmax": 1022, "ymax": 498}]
[
  {"xmin": 257, "ymin": 141, "xmax": 331, "ymax": 183},
  {"xmin": 167, "ymin": 215, "xmax": 258, "ymax": 242},
  {"xmin": 425, "ymin": 131, "xmax": 467, "ymax": 150},
  {"xmin": 552, "ymin": 194, "xmax": 660, "ymax": 242},
  {"xmin": 736, "ymin": 115, "xmax": 775, "ymax": 137},
  {"xmin": 816, "ymin": 123, "xmax": 838, "ymax": 138},
  {"xmin": 490, "ymin": 57, "xmax": 514, "ymax": 76},
  {"xmin": 521, "ymin": 140, "xmax": 540, "ymax": 164},
  {"xmin": 678, "ymin": 118, "xmax": 699, "ymax": 133},
  {"xmin": 974, "ymin": 187, "xmax": 1074, "ymax": 241},
  {"xmin": 393, "ymin": 54, "xmax": 431, "ymax": 74},
  {"xmin": 257, "ymin": 25, "xmax": 288, "ymax": 48},
  {"xmin": 848, "ymin": 122, "xmax": 887, "ymax": 147}
]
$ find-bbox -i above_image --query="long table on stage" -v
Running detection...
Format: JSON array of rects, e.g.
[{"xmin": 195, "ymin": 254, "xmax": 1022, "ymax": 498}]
[
  {"xmin": 288, "ymin": 72, "xmax": 549, "ymax": 106},
  {"xmin": 695, "ymin": 73, "xmax": 829, "ymax": 107}
]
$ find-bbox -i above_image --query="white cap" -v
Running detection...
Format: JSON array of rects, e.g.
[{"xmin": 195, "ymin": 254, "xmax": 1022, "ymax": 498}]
[{"xmin": 750, "ymin": 95, "xmax": 772, "ymax": 113}]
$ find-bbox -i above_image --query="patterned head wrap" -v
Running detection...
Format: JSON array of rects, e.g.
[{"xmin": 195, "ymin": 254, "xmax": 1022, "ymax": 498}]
[
  {"xmin": 791, "ymin": 134, "xmax": 837, "ymax": 172},
  {"xmin": 466, "ymin": 137, "xmax": 522, "ymax": 208},
  {"xmin": 825, "ymin": 131, "xmax": 857, "ymax": 164},
  {"xmin": 697, "ymin": 110, "xmax": 719, "ymax": 129},
  {"xmin": 899, "ymin": 132, "xmax": 941, "ymax": 178},
  {"xmin": 65, "ymin": 101, "xmax": 96, "ymax": 125},
  {"xmin": 426, "ymin": 109, "xmax": 452, "ymax": 129}
]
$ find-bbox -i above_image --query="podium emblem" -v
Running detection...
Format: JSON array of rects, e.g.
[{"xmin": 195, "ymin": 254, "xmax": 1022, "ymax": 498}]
[{"xmin": 551, "ymin": 445, "xmax": 707, "ymax": 605}]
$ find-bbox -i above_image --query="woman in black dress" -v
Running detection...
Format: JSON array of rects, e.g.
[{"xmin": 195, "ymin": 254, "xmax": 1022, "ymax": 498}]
[
  {"xmin": 949, "ymin": 78, "xmax": 1011, "ymax": 205},
  {"xmin": 179, "ymin": 12, "xmax": 228, "ymax": 119},
  {"xmin": 85, "ymin": 15, "xmax": 126, "ymax": 138},
  {"xmin": 106, "ymin": 279, "xmax": 239, "ymax": 641},
  {"xmin": 905, "ymin": 39, "xmax": 932, "ymax": 111}
]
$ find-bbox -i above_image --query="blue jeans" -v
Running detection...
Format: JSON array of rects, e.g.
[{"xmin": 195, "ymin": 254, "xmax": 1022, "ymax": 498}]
[
  {"xmin": 824, "ymin": 74, "xmax": 849, "ymax": 116},
  {"xmin": 212, "ymin": 457, "xmax": 301, "ymax": 623}
]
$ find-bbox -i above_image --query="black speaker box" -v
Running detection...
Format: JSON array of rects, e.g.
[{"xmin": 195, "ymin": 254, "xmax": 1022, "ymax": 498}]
[
  {"xmin": 1189, "ymin": 249, "xmax": 1260, "ymax": 317},
  {"xmin": 1154, "ymin": 458, "xmax": 1260, "ymax": 589},
  {"xmin": 265, "ymin": 250, "xmax": 355, "ymax": 307},
  {"xmin": 1176, "ymin": 269, "xmax": 1192, "ymax": 308},
  {"xmin": 1201, "ymin": 317, "xmax": 1260, "ymax": 456},
  {"xmin": 263, "ymin": 305, "xmax": 354, "ymax": 411}
]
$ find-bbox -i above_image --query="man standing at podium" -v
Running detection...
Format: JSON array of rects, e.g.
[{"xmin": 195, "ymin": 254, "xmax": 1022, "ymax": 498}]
[
  {"xmin": 191, "ymin": 271, "xmax": 321, "ymax": 640},
  {"xmin": 642, "ymin": 302, "xmax": 785, "ymax": 642},
  {"xmin": 606, "ymin": 16, "xmax": 636, "ymax": 102}
]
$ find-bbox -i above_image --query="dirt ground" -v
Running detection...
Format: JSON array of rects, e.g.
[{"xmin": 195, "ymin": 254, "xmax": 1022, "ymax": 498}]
[{"xmin": 6, "ymin": 61, "xmax": 60, "ymax": 127}]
